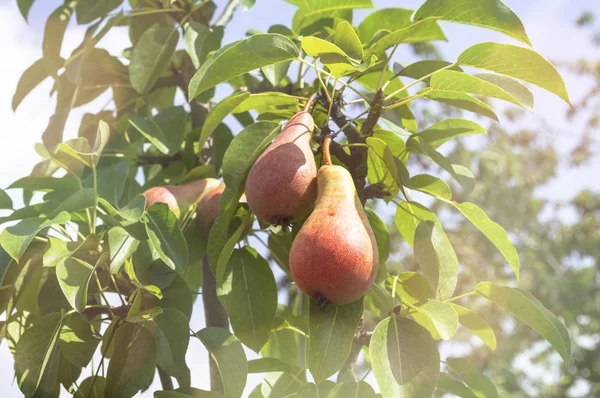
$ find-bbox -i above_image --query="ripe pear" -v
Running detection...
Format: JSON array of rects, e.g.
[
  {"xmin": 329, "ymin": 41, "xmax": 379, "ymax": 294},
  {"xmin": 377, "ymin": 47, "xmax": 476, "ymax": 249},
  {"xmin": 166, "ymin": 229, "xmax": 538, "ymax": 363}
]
[
  {"xmin": 245, "ymin": 110, "xmax": 317, "ymax": 225},
  {"xmin": 196, "ymin": 181, "xmax": 226, "ymax": 232},
  {"xmin": 289, "ymin": 165, "xmax": 378, "ymax": 306},
  {"xmin": 143, "ymin": 178, "xmax": 221, "ymax": 218}
]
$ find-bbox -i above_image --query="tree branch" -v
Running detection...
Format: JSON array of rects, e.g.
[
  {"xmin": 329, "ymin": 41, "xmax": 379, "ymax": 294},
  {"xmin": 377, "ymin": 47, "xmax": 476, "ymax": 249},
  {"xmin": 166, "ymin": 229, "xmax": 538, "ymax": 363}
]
[
  {"xmin": 157, "ymin": 366, "xmax": 174, "ymax": 391},
  {"xmin": 337, "ymin": 319, "xmax": 372, "ymax": 382}
]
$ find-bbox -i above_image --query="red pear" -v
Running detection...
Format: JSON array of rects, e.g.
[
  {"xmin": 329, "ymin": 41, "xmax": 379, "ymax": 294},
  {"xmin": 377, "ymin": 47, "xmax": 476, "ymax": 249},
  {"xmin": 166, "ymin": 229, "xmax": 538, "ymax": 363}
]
[
  {"xmin": 143, "ymin": 178, "xmax": 221, "ymax": 218},
  {"xmin": 244, "ymin": 110, "xmax": 317, "ymax": 225},
  {"xmin": 289, "ymin": 164, "xmax": 378, "ymax": 306}
]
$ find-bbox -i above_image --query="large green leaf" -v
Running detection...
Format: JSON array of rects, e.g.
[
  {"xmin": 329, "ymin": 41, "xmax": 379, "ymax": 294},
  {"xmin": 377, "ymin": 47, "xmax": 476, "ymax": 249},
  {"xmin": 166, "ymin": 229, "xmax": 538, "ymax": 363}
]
[
  {"xmin": 367, "ymin": 18, "xmax": 445, "ymax": 55},
  {"xmin": 457, "ymin": 42, "xmax": 570, "ymax": 104},
  {"xmin": 429, "ymin": 70, "xmax": 534, "ymax": 110},
  {"xmin": 59, "ymin": 313, "xmax": 100, "ymax": 368},
  {"xmin": 475, "ymin": 282, "xmax": 571, "ymax": 364},
  {"xmin": 308, "ymin": 299, "xmax": 363, "ymax": 381},
  {"xmin": 145, "ymin": 203, "xmax": 189, "ymax": 275},
  {"xmin": 74, "ymin": 376, "xmax": 106, "ymax": 397},
  {"xmin": 7, "ymin": 174, "xmax": 79, "ymax": 192},
  {"xmin": 189, "ymin": 34, "xmax": 299, "ymax": 99},
  {"xmin": 108, "ymin": 226, "xmax": 140, "ymax": 274},
  {"xmin": 420, "ymin": 89, "xmax": 499, "ymax": 121},
  {"xmin": 334, "ymin": 21, "xmax": 363, "ymax": 60},
  {"xmin": 218, "ymin": 247, "xmax": 277, "ymax": 352},
  {"xmin": 56, "ymin": 255, "xmax": 104, "ymax": 313},
  {"xmin": 105, "ymin": 323, "xmax": 158, "ymax": 397},
  {"xmin": 129, "ymin": 116, "xmax": 176, "ymax": 156},
  {"xmin": 451, "ymin": 202, "xmax": 520, "ymax": 279},
  {"xmin": 436, "ymin": 372, "xmax": 477, "ymax": 398},
  {"xmin": 448, "ymin": 303, "xmax": 497, "ymax": 350},
  {"xmin": 76, "ymin": 0, "xmax": 122, "ymax": 25},
  {"xmin": 232, "ymin": 92, "xmax": 299, "ymax": 114},
  {"xmin": 0, "ymin": 211, "xmax": 70, "ymax": 261},
  {"xmin": 410, "ymin": 175, "xmax": 452, "ymax": 200},
  {"xmin": 199, "ymin": 91, "xmax": 251, "ymax": 150},
  {"xmin": 326, "ymin": 381, "xmax": 377, "ymax": 397},
  {"xmin": 129, "ymin": 23, "xmax": 179, "ymax": 94},
  {"xmin": 414, "ymin": 118, "xmax": 487, "ymax": 149},
  {"xmin": 386, "ymin": 272, "xmax": 435, "ymax": 305},
  {"xmin": 398, "ymin": 60, "xmax": 463, "ymax": 80},
  {"xmin": 12, "ymin": 57, "xmax": 64, "ymax": 111},
  {"xmin": 370, "ymin": 315, "xmax": 440, "ymax": 398},
  {"xmin": 395, "ymin": 201, "xmax": 440, "ymax": 247},
  {"xmin": 357, "ymin": 8, "xmax": 414, "ymax": 43},
  {"xmin": 144, "ymin": 308, "xmax": 190, "ymax": 384},
  {"xmin": 14, "ymin": 312, "xmax": 63, "ymax": 397},
  {"xmin": 446, "ymin": 357, "xmax": 499, "ymax": 398},
  {"xmin": 414, "ymin": 221, "xmax": 459, "ymax": 300},
  {"xmin": 153, "ymin": 106, "xmax": 188, "ymax": 155},
  {"xmin": 415, "ymin": 0, "xmax": 530, "ymax": 45},
  {"xmin": 195, "ymin": 327, "xmax": 248, "ymax": 398},
  {"xmin": 412, "ymin": 299, "xmax": 458, "ymax": 340}
]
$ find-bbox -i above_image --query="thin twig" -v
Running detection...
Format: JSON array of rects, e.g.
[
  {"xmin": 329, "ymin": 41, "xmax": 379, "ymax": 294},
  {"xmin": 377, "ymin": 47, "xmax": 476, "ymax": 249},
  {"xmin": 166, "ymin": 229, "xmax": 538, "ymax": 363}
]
[{"xmin": 214, "ymin": 0, "xmax": 240, "ymax": 26}]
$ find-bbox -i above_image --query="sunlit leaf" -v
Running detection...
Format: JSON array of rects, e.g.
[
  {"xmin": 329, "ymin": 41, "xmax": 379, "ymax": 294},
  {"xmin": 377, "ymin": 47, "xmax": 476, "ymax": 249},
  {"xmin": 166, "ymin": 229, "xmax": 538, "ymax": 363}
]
[
  {"xmin": 145, "ymin": 203, "xmax": 188, "ymax": 275},
  {"xmin": 446, "ymin": 357, "xmax": 499, "ymax": 398},
  {"xmin": 448, "ymin": 303, "xmax": 497, "ymax": 350},
  {"xmin": 412, "ymin": 299, "xmax": 458, "ymax": 340},
  {"xmin": 395, "ymin": 201, "xmax": 440, "ymax": 247}
]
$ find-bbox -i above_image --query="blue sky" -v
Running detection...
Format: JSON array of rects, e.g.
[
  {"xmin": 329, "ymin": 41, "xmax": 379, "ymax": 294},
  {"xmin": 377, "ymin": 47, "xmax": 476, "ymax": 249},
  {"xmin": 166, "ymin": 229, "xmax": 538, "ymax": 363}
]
[{"xmin": 0, "ymin": 0, "xmax": 599, "ymax": 396}]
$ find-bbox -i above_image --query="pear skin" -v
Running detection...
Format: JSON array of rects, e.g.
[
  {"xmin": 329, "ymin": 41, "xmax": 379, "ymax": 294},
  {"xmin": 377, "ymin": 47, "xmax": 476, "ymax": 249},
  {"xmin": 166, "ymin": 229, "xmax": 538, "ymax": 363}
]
[
  {"xmin": 245, "ymin": 111, "xmax": 317, "ymax": 225},
  {"xmin": 196, "ymin": 181, "xmax": 226, "ymax": 232},
  {"xmin": 289, "ymin": 165, "xmax": 379, "ymax": 305},
  {"xmin": 143, "ymin": 178, "xmax": 221, "ymax": 218}
]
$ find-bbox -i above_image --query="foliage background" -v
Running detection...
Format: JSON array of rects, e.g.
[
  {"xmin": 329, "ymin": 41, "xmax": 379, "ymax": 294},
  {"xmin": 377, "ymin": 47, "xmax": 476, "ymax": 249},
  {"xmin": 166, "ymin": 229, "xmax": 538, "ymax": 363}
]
[{"xmin": 0, "ymin": 0, "xmax": 598, "ymax": 396}]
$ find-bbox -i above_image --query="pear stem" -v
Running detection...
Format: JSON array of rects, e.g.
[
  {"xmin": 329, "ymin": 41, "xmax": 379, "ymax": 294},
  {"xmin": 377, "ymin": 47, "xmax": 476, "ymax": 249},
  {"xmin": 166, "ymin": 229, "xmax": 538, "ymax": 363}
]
[
  {"xmin": 303, "ymin": 93, "xmax": 318, "ymax": 112},
  {"xmin": 323, "ymin": 135, "xmax": 333, "ymax": 166}
]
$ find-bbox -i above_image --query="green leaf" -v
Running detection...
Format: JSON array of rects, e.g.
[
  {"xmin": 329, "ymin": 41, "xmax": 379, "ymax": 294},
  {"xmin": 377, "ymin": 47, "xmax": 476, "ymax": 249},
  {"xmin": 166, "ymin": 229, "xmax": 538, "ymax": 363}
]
[
  {"xmin": 420, "ymin": 89, "xmax": 499, "ymax": 121},
  {"xmin": 451, "ymin": 202, "xmax": 520, "ymax": 279},
  {"xmin": 457, "ymin": 42, "xmax": 570, "ymax": 104},
  {"xmin": 415, "ymin": 0, "xmax": 530, "ymax": 45},
  {"xmin": 248, "ymin": 358, "xmax": 292, "ymax": 373},
  {"xmin": 56, "ymin": 254, "xmax": 105, "ymax": 313},
  {"xmin": 475, "ymin": 282, "xmax": 571, "ymax": 363},
  {"xmin": 366, "ymin": 137, "xmax": 411, "ymax": 194},
  {"xmin": 232, "ymin": 92, "xmax": 299, "ymax": 114},
  {"xmin": 357, "ymin": 8, "xmax": 414, "ymax": 43},
  {"xmin": 326, "ymin": 381, "xmax": 377, "ymax": 397},
  {"xmin": 129, "ymin": 115, "xmax": 174, "ymax": 155},
  {"xmin": 189, "ymin": 34, "xmax": 299, "ymax": 99},
  {"xmin": 15, "ymin": 312, "xmax": 63, "ymax": 397},
  {"xmin": 200, "ymin": 91, "xmax": 251, "ymax": 150},
  {"xmin": 412, "ymin": 299, "xmax": 458, "ymax": 340},
  {"xmin": 217, "ymin": 247, "xmax": 277, "ymax": 352},
  {"xmin": 76, "ymin": 0, "xmax": 122, "ymax": 25},
  {"xmin": 367, "ymin": 18, "xmax": 445, "ymax": 55},
  {"xmin": 144, "ymin": 308, "xmax": 190, "ymax": 384},
  {"xmin": 43, "ymin": 2, "xmax": 76, "ymax": 62},
  {"xmin": 436, "ymin": 372, "xmax": 478, "ymax": 398},
  {"xmin": 411, "ymin": 175, "xmax": 452, "ymax": 200},
  {"xmin": 195, "ymin": 327, "xmax": 248, "ymax": 398},
  {"xmin": 395, "ymin": 201, "xmax": 440, "ymax": 247},
  {"xmin": 333, "ymin": 21, "xmax": 363, "ymax": 60},
  {"xmin": 215, "ymin": 209, "xmax": 254, "ymax": 283},
  {"xmin": 414, "ymin": 221, "xmax": 459, "ymax": 300},
  {"xmin": 241, "ymin": 0, "xmax": 256, "ymax": 11},
  {"xmin": 0, "ymin": 211, "xmax": 70, "ymax": 261},
  {"xmin": 101, "ymin": 194, "xmax": 146, "ymax": 222},
  {"xmin": 129, "ymin": 23, "xmax": 180, "ymax": 94},
  {"xmin": 17, "ymin": 0, "xmax": 35, "ymax": 21},
  {"xmin": 88, "ymin": 159, "xmax": 130, "ymax": 204},
  {"xmin": 105, "ymin": 323, "xmax": 158, "ymax": 398},
  {"xmin": 301, "ymin": 37, "xmax": 350, "ymax": 59},
  {"xmin": 366, "ymin": 209, "xmax": 390, "ymax": 269},
  {"xmin": 145, "ymin": 203, "xmax": 189, "ymax": 275},
  {"xmin": 0, "ymin": 189, "xmax": 12, "ymax": 210},
  {"xmin": 370, "ymin": 315, "xmax": 440, "ymax": 398},
  {"xmin": 365, "ymin": 282, "xmax": 395, "ymax": 317},
  {"xmin": 74, "ymin": 376, "xmax": 106, "ymax": 398},
  {"xmin": 302, "ymin": 0, "xmax": 373, "ymax": 15},
  {"xmin": 446, "ymin": 357, "xmax": 499, "ymax": 398},
  {"xmin": 386, "ymin": 272, "xmax": 435, "ymax": 305},
  {"xmin": 429, "ymin": 70, "xmax": 534, "ymax": 110},
  {"xmin": 308, "ymin": 299, "xmax": 363, "ymax": 381},
  {"xmin": 448, "ymin": 303, "xmax": 497, "ymax": 350},
  {"xmin": 59, "ymin": 313, "xmax": 100, "ymax": 368},
  {"xmin": 398, "ymin": 60, "xmax": 463, "ymax": 80},
  {"xmin": 262, "ymin": 61, "xmax": 291, "ymax": 86},
  {"xmin": 414, "ymin": 118, "xmax": 487, "ymax": 149},
  {"xmin": 153, "ymin": 106, "xmax": 188, "ymax": 155},
  {"xmin": 8, "ymin": 175, "xmax": 80, "ymax": 192},
  {"xmin": 108, "ymin": 227, "xmax": 140, "ymax": 274},
  {"xmin": 13, "ymin": 57, "xmax": 64, "ymax": 111}
]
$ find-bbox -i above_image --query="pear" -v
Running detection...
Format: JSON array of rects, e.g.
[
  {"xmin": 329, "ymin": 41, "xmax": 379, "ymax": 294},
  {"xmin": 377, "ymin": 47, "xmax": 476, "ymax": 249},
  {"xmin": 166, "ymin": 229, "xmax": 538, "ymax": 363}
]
[
  {"xmin": 196, "ymin": 181, "xmax": 226, "ymax": 232},
  {"xmin": 143, "ymin": 178, "xmax": 222, "ymax": 218},
  {"xmin": 245, "ymin": 110, "xmax": 317, "ymax": 225},
  {"xmin": 289, "ymin": 164, "xmax": 379, "ymax": 306}
]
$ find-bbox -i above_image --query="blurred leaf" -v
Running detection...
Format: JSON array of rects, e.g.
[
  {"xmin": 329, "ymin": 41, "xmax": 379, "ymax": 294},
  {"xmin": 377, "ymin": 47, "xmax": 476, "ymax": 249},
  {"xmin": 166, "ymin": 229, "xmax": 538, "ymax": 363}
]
[
  {"xmin": 326, "ymin": 382, "xmax": 377, "ymax": 397},
  {"xmin": 218, "ymin": 247, "xmax": 277, "ymax": 352},
  {"xmin": 43, "ymin": 2, "xmax": 76, "ymax": 62},
  {"xmin": 0, "ymin": 211, "xmax": 70, "ymax": 261},
  {"xmin": 195, "ymin": 327, "xmax": 248, "ymax": 398},
  {"xmin": 189, "ymin": 34, "xmax": 299, "ymax": 99},
  {"xmin": 370, "ymin": 315, "xmax": 440, "ymax": 397},
  {"xmin": 412, "ymin": 299, "xmax": 458, "ymax": 340},
  {"xmin": 12, "ymin": 57, "xmax": 64, "ymax": 111},
  {"xmin": 145, "ymin": 203, "xmax": 188, "ymax": 275},
  {"xmin": 248, "ymin": 358, "xmax": 292, "ymax": 373},
  {"xmin": 451, "ymin": 202, "xmax": 520, "ymax": 279},
  {"xmin": 8, "ymin": 175, "xmax": 79, "ymax": 192},
  {"xmin": 436, "ymin": 372, "xmax": 478, "ymax": 398},
  {"xmin": 414, "ymin": 221, "xmax": 459, "ymax": 300},
  {"xmin": 59, "ymin": 314, "xmax": 100, "ymax": 368},
  {"xmin": 309, "ymin": 298, "xmax": 363, "ymax": 381},
  {"xmin": 129, "ymin": 116, "xmax": 173, "ymax": 155},
  {"xmin": 0, "ymin": 189, "xmax": 13, "ymax": 210},
  {"xmin": 14, "ymin": 312, "xmax": 63, "ymax": 397},
  {"xmin": 395, "ymin": 201, "xmax": 440, "ymax": 247},
  {"xmin": 410, "ymin": 175, "xmax": 452, "ymax": 200},
  {"xmin": 105, "ymin": 323, "xmax": 158, "ymax": 397},
  {"xmin": 74, "ymin": 376, "xmax": 106, "ymax": 397},
  {"xmin": 448, "ymin": 303, "xmax": 497, "ymax": 350},
  {"xmin": 457, "ymin": 42, "xmax": 570, "ymax": 104},
  {"xmin": 302, "ymin": 0, "xmax": 373, "ymax": 14},
  {"xmin": 241, "ymin": 0, "xmax": 256, "ymax": 11},
  {"xmin": 76, "ymin": 0, "xmax": 122, "ymax": 25},
  {"xmin": 268, "ymin": 229, "xmax": 293, "ymax": 273},
  {"xmin": 17, "ymin": 0, "xmax": 35, "ymax": 21},
  {"xmin": 446, "ymin": 357, "xmax": 499, "ymax": 398},
  {"xmin": 129, "ymin": 23, "xmax": 179, "ymax": 94},
  {"xmin": 108, "ymin": 226, "xmax": 140, "ymax": 274},
  {"xmin": 475, "ymin": 283, "xmax": 571, "ymax": 363},
  {"xmin": 415, "ymin": 0, "xmax": 530, "ymax": 45},
  {"xmin": 200, "ymin": 91, "xmax": 251, "ymax": 150}
]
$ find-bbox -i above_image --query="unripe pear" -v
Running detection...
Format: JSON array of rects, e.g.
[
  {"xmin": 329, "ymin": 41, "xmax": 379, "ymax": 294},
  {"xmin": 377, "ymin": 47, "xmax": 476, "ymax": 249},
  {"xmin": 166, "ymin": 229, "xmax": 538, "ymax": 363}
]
[
  {"xmin": 143, "ymin": 178, "xmax": 221, "ymax": 218},
  {"xmin": 244, "ymin": 110, "xmax": 317, "ymax": 225},
  {"xmin": 289, "ymin": 165, "xmax": 378, "ymax": 306}
]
